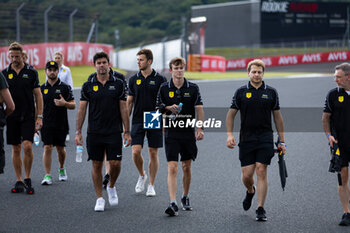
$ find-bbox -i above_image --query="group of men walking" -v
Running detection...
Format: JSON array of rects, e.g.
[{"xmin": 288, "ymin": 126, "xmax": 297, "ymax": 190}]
[{"xmin": 1, "ymin": 41, "xmax": 350, "ymax": 226}]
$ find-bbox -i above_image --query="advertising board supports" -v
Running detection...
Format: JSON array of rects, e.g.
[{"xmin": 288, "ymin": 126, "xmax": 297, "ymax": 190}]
[{"xmin": 0, "ymin": 42, "xmax": 114, "ymax": 70}]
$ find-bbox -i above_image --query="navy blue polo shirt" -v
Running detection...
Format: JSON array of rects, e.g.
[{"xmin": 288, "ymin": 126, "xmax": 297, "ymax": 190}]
[
  {"xmin": 41, "ymin": 79, "xmax": 74, "ymax": 131},
  {"xmin": 157, "ymin": 78, "xmax": 203, "ymax": 139},
  {"xmin": 80, "ymin": 74, "xmax": 126, "ymax": 135},
  {"xmin": 128, "ymin": 69, "xmax": 166, "ymax": 124},
  {"xmin": 324, "ymin": 87, "xmax": 350, "ymax": 150},
  {"xmin": 230, "ymin": 81, "xmax": 280, "ymax": 143},
  {"xmin": 2, "ymin": 63, "xmax": 40, "ymax": 120}
]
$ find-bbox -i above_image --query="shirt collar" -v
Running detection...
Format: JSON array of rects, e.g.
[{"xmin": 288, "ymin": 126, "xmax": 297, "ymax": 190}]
[
  {"xmin": 137, "ymin": 69, "xmax": 157, "ymax": 78},
  {"xmin": 45, "ymin": 78, "xmax": 61, "ymax": 87},
  {"xmin": 90, "ymin": 73, "xmax": 116, "ymax": 83},
  {"xmin": 168, "ymin": 77, "xmax": 189, "ymax": 89},
  {"xmin": 247, "ymin": 81, "xmax": 266, "ymax": 90}
]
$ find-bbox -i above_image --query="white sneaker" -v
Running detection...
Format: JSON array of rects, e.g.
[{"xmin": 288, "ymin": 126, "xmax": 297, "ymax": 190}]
[
  {"xmin": 107, "ymin": 186, "xmax": 119, "ymax": 206},
  {"xmin": 146, "ymin": 184, "xmax": 156, "ymax": 197},
  {"xmin": 41, "ymin": 175, "xmax": 52, "ymax": 185},
  {"xmin": 135, "ymin": 173, "xmax": 148, "ymax": 193},
  {"xmin": 58, "ymin": 168, "xmax": 67, "ymax": 181},
  {"xmin": 66, "ymin": 134, "xmax": 70, "ymax": 141},
  {"xmin": 94, "ymin": 197, "xmax": 105, "ymax": 212}
]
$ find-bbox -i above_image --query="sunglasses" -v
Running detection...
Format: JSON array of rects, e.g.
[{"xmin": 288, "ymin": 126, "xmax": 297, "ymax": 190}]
[{"xmin": 175, "ymin": 89, "xmax": 182, "ymax": 99}]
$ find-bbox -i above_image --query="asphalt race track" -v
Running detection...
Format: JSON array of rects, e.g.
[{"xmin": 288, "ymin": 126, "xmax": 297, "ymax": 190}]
[{"xmin": 1, "ymin": 63, "xmax": 349, "ymax": 233}]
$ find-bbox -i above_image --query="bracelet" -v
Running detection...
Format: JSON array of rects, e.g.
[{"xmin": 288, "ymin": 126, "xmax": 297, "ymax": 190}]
[
  {"xmin": 75, "ymin": 130, "xmax": 81, "ymax": 135},
  {"xmin": 327, "ymin": 134, "xmax": 331, "ymax": 139},
  {"xmin": 278, "ymin": 142, "xmax": 287, "ymax": 147},
  {"xmin": 37, "ymin": 114, "xmax": 43, "ymax": 118}
]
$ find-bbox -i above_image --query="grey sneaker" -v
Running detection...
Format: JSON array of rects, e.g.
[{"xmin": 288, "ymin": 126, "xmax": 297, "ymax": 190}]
[{"xmin": 41, "ymin": 175, "xmax": 53, "ymax": 185}]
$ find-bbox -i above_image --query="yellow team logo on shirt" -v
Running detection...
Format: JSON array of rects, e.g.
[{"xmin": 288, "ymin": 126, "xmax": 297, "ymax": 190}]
[
  {"xmin": 136, "ymin": 79, "xmax": 141, "ymax": 85},
  {"xmin": 169, "ymin": 91, "xmax": 174, "ymax": 98},
  {"xmin": 246, "ymin": 92, "xmax": 252, "ymax": 99},
  {"xmin": 8, "ymin": 74, "xmax": 13, "ymax": 79},
  {"xmin": 44, "ymin": 89, "xmax": 48, "ymax": 94},
  {"xmin": 336, "ymin": 148, "xmax": 340, "ymax": 155},
  {"xmin": 93, "ymin": 85, "xmax": 98, "ymax": 92},
  {"xmin": 63, "ymin": 69, "xmax": 66, "ymax": 72},
  {"xmin": 338, "ymin": 96, "xmax": 344, "ymax": 103}
]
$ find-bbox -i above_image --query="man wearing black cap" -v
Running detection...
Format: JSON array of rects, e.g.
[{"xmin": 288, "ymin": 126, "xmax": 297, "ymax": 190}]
[
  {"xmin": 2, "ymin": 42, "xmax": 43, "ymax": 194},
  {"xmin": 40, "ymin": 61, "xmax": 75, "ymax": 185}
]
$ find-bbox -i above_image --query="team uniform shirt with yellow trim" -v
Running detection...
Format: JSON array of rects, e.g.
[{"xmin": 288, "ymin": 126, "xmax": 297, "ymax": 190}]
[
  {"xmin": 2, "ymin": 63, "xmax": 40, "ymax": 120},
  {"xmin": 128, "ymin": 69, "xmax": 167, "ymax": 124},
  {"xmin": 157, "ymin": 78, "xmax": 203, "ymax": 139},
  {"xmin": 80, "ymin": 74, "xmax": 126, "ymax": 135},
  {"xmin": 40, "ymin": 79, "xmax": 74, "ymax": 131},
  {"xmin": 58, "ymin": 64, "xmax": 73, "ymax": 89},
  {"xmin": 324, "ymin": 87, "xmax": 350, "ymax": 150},
  {"xmin": 230, "ymin": 81, "xmax": 280, "ymax": 143}
]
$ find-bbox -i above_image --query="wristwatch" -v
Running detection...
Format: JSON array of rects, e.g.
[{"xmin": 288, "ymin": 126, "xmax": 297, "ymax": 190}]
[{"xmin": 37, "ymin": 114, "xmax": 43, "ymax": 118}]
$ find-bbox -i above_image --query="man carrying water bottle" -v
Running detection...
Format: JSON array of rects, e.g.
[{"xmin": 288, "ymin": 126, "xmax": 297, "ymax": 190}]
[
  {"xmin": 40, "ymin": 61, "xmax": 75, "ymax": 185},
  {"xmin": 75, "ymin": 52, "xmax": 131, "ymax": 212},
  {"xmin": 156, "ymin": 57, "xmax": 204, "ymax": 216}
]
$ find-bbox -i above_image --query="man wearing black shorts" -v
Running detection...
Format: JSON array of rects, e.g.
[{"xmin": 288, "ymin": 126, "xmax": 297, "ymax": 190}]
[
  {"xmin": 226, "ymin": 59, "xmax": 286, "ymax": 221},
  {"xmin": 40, "ymin": 61, "xmax": 75, "ymax": 185},
  {"xmin": 87, "ymin": 67, "xmax": 128, "ymax": 189},
  {"xmin": 2, "ymin": 42, "xmax": 43, "ymax": 194},
  {"xmin": 0, "ymin": 72, "xmax": 15, "ymax": 174},
  {"xmin": 75, "ymin": 51, "xmax": 131, "ymax": 212},
  {"xmin": 157, "ymin": 57, "xmax": 204, "ymax": 216},
  {"xmin": 127, "ymin": 49, "xmax": 166, "ymax": 196},
  {"xmin": 322, "ymin": 62, "xmax": 350, "ymax": 226}
]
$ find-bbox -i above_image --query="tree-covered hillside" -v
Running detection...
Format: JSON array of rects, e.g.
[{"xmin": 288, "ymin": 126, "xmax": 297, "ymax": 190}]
[{"xmin": 0, "ymin": 0, "xmax": 234, "ymax": 47}]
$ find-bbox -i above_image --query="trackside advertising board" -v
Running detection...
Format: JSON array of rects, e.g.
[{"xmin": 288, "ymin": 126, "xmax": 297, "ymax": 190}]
[{"xmin": 0, "ymin": 42, "xmax": 114, "ymax": 70}]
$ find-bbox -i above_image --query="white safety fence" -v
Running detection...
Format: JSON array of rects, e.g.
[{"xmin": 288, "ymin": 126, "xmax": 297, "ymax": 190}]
[{"xmin": 114, "ymin": 38, "xmax": 183, "ymax": 71}]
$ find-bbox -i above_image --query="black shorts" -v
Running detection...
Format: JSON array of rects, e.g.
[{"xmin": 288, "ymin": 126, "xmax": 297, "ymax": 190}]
[
  {"xmin": 6, "ymin": 117, "xmax": 35, "ymax": 145},
  {"xmin": 340, "ymin": 147, "xmax": 350, "ymax": 168},
  {"xmin": 86, "ymin": 133, "xmax": 122, "ymax": 162},
  {"xmin": 239, "ymin": 142, "xmax": 274, "ymax": 167},
  {"xmin": 41, "ymin": 128, "xmax": 67, "ymax": 147},
  {"xmin": 131, "ymin": 123, "xmax": 163, "ymax": 148},
  {"xmin": 165, "ymin": 137, "xmax": 197, "ymax": 162}
]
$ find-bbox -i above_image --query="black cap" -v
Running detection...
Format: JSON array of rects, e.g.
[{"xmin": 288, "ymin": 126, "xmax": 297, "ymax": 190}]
[{"xmin": 45, "ymin": 61, "xmax": 59, "ymax": 70}]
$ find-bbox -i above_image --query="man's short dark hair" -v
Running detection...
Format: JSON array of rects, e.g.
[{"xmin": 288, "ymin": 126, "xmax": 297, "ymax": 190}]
[
  {"xmin": 8, "ymin": 42, "xmax": 23, "ymax": 52},
  {"xmin": 335, "ymin": 62, "xmax": 350, "ymax": 75},
  {"xmin": 93, "ymin": 51, "xmax": 109, "ymax": 64},
  {"xmin": 137, "ymin": 49, "xmax": 153, "ymax": 61}
]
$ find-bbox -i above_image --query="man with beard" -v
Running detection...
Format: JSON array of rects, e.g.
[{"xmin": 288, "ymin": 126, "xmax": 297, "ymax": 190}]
[
  {"xmin": 40, "ymin": 61, "xmax": 75, "ymax": 185},
  {"xmin": 127, "ymin": 49, "xmax": 166, "ymax": 197},
  {"xmin": 2, "ymin": 42, "xmax": 43, "ymax": 194},
  {"xmin": 75, "ymin": 52, "xmax": 131, "ymax": 211}
]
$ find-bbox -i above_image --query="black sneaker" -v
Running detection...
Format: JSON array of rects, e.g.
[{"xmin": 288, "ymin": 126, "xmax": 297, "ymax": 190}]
[
  {"xmin": 165, "ymin": 202, "xmax": 179, "ymax": 216},
  {"xmin": 181, "ymin": 196, "xmax": 193, "ymax": 211},
  {"xmin": 11, "ymin": 181, "xmax": 24, "ymax": 193},
  {"xmin": 103, "ymin": 174, "xmax": 110, "ymax": 189},
  {"xmin": 243, "ymin": 186, "xmax": 255, "ymax": 211},
  {"xmin": 24, "ymin": 178, "xmax": 34, "ymax": 194},
  {"xmin": 339, "ymin": 213, "xmax": 350, "ymax": 226},
  {"xmin": 256, "ymin": 207, "xmax": 267, "ymax": 221}
]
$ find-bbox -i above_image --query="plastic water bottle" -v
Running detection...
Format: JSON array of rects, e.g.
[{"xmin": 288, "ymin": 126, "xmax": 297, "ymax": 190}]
[
  {"xmin": 33, "ymin": 133, "xmax": 40, "ymax": 146},
  {"xmin": 76, "ymin": 145, "xmax": 83, "ymax": 163},
  {"xmin": 178, "ymin": 102, "xmax": 183, "ymax": 113},
  {"xmin": 170, "ymin": 102, "xmax": 183, "ymax": 120},
  {"xmin": 123, "ymin": 140, "xmax": 129, "ymax": 149}
]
